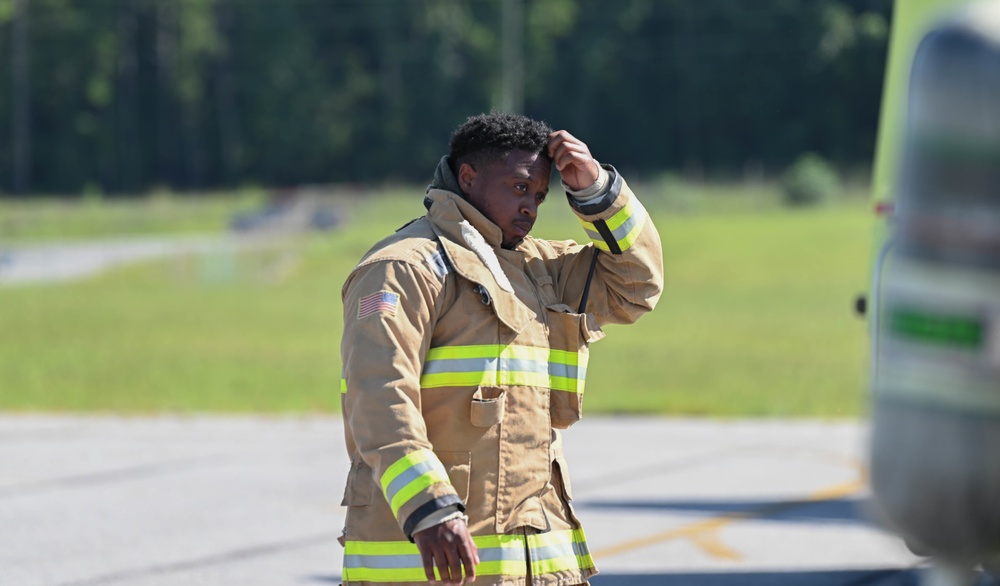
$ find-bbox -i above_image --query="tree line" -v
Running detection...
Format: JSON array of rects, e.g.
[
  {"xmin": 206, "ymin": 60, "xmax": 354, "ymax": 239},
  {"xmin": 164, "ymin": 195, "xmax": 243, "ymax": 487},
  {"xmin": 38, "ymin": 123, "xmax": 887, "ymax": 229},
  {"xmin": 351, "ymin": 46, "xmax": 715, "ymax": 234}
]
[{"xmin": 0, "ymin": 0, "xmax": 891, "ymax": 196}]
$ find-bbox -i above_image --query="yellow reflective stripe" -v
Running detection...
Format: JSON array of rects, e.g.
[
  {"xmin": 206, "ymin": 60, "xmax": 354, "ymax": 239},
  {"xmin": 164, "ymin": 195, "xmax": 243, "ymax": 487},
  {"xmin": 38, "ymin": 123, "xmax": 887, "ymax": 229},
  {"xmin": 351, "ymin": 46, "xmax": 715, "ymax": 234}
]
[
  {"xmin": 591, "ymin": 239, "xmax": 612, "ymax": 252},
  {"xmin": 426, "ymin": 345, "xmax": 574, "ymax": 363},
  {"xmin": 577, "ymin": 217, "xmax": 608, "ymax": 249},
  {"xmin": 343, "ymin": 535, "xmax": 528, "ymax": 581},
  {"xmin": 605, "ymin": 200, "xmax": 635, "ymax": 231},
  {"xmin": 608, "ymin": 199, "xmax": 647, "ymax": 252},
  {"xmin": 528, "ymin": 529, "xmax": 595, "ymax": 576},
  {"xmin": 342, "ymin": 567, "xmax": 425, "ymax": 582},
  {"xmin": 344, "ymin": 539, "xmax": 415, "ymax": 555},
  {"xmin": 343, "ymin": 531, "xmax": 593, "ymax": 582},
  {"xmin": 615, "ymin": 213, "xmax": 646, "ymax": 252},
  {"xmin": 577, "ymin": 198, "xmax": 648, "ymax": 253},
  {"xmin": 426, "ymin": 344, "xmax": 505, "ymax": 360},
  {"xmin": 421, "ymin": 371, "xmax": 495, "ymax": 388},
  {"xmin": 421, "ymin": 372, "xmax": 584, "ymax": 392},
  {"xmin": 474, "ymin": 533, "xmax": 529, "ymax": 574},
  {"xmin": 379, "ymin": 450, "xmax": 450, "ymax": 518},
  {"xmin": 340, "ymin": 378, "xmax": 347, "ymax": 394},
  {"xmin": 420, "ymin": 345, "xmax": 587, "ymax": 393},
  {"xmin": 548, "ymin": 348, "xmax": 581, "ymax": 366},
  {"xmin": 550, "ymin": 375, "xmax": 583, "ymax": 393}
]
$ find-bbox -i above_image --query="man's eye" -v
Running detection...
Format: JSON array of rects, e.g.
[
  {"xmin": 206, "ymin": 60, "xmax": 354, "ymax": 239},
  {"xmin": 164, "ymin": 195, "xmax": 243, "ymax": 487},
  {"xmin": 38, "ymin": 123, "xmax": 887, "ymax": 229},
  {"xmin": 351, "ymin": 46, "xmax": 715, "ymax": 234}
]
[
  {"xmin": 536, "ymin": 193, "xmax": 547, "ymax": 204},
  {"xmin": 515, "ymin": 184, "xmax": 528, "ymax": 193}
]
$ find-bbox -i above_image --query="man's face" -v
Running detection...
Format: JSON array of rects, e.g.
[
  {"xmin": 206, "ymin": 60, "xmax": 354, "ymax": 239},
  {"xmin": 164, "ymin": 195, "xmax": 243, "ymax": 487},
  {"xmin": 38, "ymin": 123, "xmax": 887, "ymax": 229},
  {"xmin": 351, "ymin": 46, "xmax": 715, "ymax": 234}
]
[{"xmin": 458, "ymin": 149, "xmax": 552, "ymax": 249}]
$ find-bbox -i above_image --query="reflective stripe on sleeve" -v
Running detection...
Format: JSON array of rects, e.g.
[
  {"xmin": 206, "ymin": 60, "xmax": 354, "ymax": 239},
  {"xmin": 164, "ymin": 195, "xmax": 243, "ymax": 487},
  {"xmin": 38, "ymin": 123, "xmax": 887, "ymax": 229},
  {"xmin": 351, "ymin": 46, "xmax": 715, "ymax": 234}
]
[
  {"xmin": 419, "ymin": 344, "xmax": 587, "ymax": 393},
  {"xmin": 578, "ymin": 197, "xmax": 648, "ymax": 254},
  {"xmin": 342, "ymin": 530, "xmax": 593, "ymax": 582},
  {"xmin": 380, "ymin": 450, "xmax": 451, "ymax": 519}
]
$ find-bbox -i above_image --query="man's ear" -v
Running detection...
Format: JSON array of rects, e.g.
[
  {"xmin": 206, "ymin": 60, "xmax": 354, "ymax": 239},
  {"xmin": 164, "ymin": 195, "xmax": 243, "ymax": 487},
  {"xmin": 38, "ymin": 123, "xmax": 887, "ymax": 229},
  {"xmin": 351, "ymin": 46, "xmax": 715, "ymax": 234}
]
[{"xmin": 458, "ymin": 163, "xmax": 477, "ymax": 194}]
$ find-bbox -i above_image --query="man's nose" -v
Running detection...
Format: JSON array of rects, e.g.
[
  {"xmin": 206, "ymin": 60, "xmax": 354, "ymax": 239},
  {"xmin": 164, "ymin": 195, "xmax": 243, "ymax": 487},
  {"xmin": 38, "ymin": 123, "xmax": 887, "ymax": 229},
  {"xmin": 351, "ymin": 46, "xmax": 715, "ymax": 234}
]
[{"xmin": 521, "ymin": 197, "xmax": 538, "ymax": 219}]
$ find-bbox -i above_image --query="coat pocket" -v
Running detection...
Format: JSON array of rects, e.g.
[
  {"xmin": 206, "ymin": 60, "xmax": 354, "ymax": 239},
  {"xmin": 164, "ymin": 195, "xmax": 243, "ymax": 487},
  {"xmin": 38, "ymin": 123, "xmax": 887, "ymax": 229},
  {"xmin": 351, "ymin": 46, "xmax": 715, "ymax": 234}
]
[
  {"xmin": 546, "ymin": 307, "xmax": 602, "ymax": 429},
  {"xmin": 340, "ymin": 456, "xmax": 374, "ymax": 507},
  {"xmin": 470, "ymin": 386, "xmax": 506, "ymax": 428},
  {"xmin": 552, "ymin": 453, "xmax": 582, "ymax": 526},
  {"xmin": 436, "ymin": 450, "xmax": 471, "ymax": 503}
]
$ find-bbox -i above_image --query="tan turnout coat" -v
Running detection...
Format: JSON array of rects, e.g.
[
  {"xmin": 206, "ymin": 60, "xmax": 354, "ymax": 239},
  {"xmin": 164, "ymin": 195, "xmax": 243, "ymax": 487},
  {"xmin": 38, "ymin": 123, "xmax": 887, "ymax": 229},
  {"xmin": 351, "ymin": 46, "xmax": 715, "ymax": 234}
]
[{"xmin": 340, "ymin": 168, "xmax": 663, "ymax": 585}]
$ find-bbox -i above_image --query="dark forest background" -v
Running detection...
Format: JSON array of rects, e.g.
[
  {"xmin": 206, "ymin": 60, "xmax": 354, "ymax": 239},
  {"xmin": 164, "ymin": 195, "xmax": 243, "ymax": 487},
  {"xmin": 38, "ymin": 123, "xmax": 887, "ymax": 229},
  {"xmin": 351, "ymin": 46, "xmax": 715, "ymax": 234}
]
[{"xmin": 0, "ymin": 0, "xmax": 892, "ymax": 196}]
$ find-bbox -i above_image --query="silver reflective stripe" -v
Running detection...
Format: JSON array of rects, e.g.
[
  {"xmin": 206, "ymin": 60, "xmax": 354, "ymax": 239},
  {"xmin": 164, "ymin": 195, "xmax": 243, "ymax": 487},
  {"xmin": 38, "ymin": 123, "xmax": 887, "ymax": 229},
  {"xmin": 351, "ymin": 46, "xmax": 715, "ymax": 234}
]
[
  {"xmin": 502, "ymin": 358, "xmax": 552, "ymax": 376},
  {"xmin": 422, "ymin": 357, "xmax": 499, "ymax": 376},
  {"xmin": 609, "ymin": 210, "xmax": 642, "ymax": 243},
  {"xmin": 543, "ymin": 361, "xmax": 584, "ymax": 380},
  {"xmin": 479, "ymin": 545, "xmax": 527, "ymax": 563},
  {"xmin": 343, "ymin": 553, "xmax": 423, "ymax": 570},
  {"xmin": 582, "ymin": 226, "xmax": 603, "ymax": 242},
  {"xmin": 384, "ymin": 458, "xmax": 439, "ymax": 506},
  {"xmin": 343, "ymin": 544, "xmax": 526, "ymax": 569},
  {"xmin": 532, "ymin": 541, "xmax": 576, "ymax": 561},
  {"xmin": 423, "ymin": 357, "xmax": 582, "ymax": 379}
]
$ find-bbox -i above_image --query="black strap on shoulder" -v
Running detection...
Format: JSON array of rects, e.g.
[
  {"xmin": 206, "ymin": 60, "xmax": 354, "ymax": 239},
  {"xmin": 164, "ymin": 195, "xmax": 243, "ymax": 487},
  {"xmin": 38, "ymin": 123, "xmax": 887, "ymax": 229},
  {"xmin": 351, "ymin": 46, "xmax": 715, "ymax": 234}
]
[{"xmin": 578, "ymin": 247, "xmax": 600, "ymax": 313}]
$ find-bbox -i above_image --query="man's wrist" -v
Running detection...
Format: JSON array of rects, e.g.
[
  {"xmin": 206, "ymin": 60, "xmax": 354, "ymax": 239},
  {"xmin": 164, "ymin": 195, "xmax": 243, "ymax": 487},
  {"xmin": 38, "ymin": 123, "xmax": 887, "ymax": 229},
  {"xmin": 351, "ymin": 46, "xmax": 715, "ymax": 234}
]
[
  {"xmin": 564, "ymin": 165, "xmax": 609, "ymax": 202},
  {"xmin": 411, "ymin": 504, "xmax": 466, "ymax": 536}
]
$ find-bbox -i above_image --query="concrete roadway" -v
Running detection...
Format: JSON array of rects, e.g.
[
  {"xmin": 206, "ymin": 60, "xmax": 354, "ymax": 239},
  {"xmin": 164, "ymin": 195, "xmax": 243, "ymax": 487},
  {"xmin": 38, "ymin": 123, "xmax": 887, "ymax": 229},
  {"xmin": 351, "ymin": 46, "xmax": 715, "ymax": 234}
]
[
  {"xmin": 0, "ymin": 415, "xmax": 932, "ymax": 585},
  {"xmin": 0, "ymin": 237, "xmax": 224, "ymax": 285}
]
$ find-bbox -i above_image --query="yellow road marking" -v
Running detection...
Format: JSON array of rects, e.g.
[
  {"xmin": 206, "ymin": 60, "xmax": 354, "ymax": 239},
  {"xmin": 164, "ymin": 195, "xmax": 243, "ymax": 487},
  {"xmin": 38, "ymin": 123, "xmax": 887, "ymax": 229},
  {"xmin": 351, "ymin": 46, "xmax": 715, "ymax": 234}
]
[
  {"xmin": 591, "ymin": 468, "xmax": 867, "ymax": 562},
  {"xmin": 690, "ymin": 529, "xmax": 744, "ymax": 560}
]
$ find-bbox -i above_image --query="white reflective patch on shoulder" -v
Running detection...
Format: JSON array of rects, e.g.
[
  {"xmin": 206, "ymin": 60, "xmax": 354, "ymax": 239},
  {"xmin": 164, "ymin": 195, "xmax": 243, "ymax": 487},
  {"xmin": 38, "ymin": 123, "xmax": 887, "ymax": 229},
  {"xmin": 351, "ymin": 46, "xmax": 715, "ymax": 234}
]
[
  {"xmin": 460, "ymin": 220, "xmax": 513, "ymax": 292},
  {"xmin": 425, "ymin": 249, "xmax": 452, "ymax": 278}
]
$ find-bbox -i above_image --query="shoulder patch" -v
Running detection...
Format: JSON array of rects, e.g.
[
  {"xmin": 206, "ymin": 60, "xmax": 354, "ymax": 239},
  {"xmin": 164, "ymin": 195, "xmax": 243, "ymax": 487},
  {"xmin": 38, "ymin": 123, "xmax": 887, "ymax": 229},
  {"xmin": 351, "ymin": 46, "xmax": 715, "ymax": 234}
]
[
  {"xmin": 358, "ymin": 291, "xmax": 399, "ymax": 319},
  {"xmin": 424, "ymin": 249, "xmax": 452, "ymax": 279}
]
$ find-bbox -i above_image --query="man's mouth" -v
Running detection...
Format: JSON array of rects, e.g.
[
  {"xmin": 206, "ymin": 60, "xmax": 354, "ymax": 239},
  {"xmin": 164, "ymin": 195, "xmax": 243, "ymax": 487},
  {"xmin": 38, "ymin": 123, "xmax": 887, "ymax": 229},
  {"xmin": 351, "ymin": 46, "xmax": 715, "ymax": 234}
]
[{"xmin": 512, "ymin": 219, "xmax": 533, "ymax": 236}]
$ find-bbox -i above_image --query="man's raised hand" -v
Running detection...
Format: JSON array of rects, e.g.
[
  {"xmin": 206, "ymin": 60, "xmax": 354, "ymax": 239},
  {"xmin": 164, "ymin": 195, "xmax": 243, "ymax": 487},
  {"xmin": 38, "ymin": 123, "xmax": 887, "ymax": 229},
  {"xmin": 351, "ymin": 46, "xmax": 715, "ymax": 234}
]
[{"xmin": 548, "ymin": 130, "xmax": 600, "ymax": 192}]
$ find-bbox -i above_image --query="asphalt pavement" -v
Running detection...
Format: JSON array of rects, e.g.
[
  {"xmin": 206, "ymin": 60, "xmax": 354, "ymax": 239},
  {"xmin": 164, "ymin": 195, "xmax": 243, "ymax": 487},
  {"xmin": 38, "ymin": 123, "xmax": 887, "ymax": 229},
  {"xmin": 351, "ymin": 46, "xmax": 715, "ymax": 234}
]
[{"xmin": 0, "ymin": 415, "xmax": 927, "ymax": 586}]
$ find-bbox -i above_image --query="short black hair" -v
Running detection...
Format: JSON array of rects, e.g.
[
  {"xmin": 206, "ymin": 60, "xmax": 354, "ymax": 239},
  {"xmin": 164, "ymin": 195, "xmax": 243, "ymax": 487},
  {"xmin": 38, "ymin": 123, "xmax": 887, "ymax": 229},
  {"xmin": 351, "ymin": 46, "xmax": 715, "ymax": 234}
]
[{"xmin": 449, "ymin": 112, "xmax": 552, "ymax": 172}]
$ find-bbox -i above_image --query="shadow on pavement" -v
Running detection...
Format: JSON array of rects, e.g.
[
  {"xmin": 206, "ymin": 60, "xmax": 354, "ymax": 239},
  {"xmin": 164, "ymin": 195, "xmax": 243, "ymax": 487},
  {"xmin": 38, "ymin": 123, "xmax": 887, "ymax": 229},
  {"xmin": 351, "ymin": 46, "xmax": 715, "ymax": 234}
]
[
  {"xmin": 578, "ymin": 497, "xmax": 873, "ymax": 526},
  {"xmin": 591, "ymin": 568, "xmax": 921, "ymax": 586}
]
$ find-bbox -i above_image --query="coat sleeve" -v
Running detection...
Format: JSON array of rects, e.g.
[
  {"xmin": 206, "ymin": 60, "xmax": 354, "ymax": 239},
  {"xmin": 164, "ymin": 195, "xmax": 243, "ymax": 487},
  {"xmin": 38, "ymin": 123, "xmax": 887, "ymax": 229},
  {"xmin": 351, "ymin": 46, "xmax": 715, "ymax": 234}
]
[
  {"xmin": 340, "ymin": 258, "xmax": 463, "ymax": 538},
  {"xmin": 548, "ymin": 165, "xmax": 664, "ymax": 325}
]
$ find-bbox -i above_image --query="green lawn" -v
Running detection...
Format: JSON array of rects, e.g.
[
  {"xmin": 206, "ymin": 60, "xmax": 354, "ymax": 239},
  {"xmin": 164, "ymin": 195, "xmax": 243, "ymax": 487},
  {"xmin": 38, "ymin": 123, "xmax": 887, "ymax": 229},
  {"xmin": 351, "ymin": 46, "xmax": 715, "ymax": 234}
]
[
  {"xmin": 0, "ymin": 189, "xmax": 266, "ymax": 242},
  {"xmin": 0, "ymin": 183, "xmax": 875, "ymax": 416}
]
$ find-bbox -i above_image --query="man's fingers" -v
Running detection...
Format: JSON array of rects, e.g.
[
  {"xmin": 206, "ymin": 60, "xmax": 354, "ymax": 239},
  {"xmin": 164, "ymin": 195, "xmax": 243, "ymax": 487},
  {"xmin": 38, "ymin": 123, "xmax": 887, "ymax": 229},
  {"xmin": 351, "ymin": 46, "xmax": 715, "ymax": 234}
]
[
  {"xmin": 549, "ymin": 136, "xmax": 588, "ymax": 163},
  {"xmin": 552, "ymin": 143, "xmax": 588, "ymax": 168},
  {"xmin": 548, "ymin": 129, "xmax": 584, "ymax": 158},
  {"xmin": 413, "ymin": 518, "xmax": 478, "ymax": 585},
  {"xmin": 460, "ymin": 539, "xmax": 479, "ymax": 584},
  {"xmin": 420, "ymin": 547, "xmax": 437, "ymax": 583},
  {"xmin": 555, "ymin": 149, "xmax": 592, "ymax": 172},
  {"xmin": 442, "ymin": 544, "xmax": 464, "ymax": 585}
]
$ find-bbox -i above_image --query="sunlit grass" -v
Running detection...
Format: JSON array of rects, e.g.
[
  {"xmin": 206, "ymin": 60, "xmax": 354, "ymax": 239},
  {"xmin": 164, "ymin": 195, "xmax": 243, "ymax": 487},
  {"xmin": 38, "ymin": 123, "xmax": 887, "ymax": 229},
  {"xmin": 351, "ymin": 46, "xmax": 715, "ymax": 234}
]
[{"xmin": 0, "ymin": 182, "xmax": 875, "ymax": 416}]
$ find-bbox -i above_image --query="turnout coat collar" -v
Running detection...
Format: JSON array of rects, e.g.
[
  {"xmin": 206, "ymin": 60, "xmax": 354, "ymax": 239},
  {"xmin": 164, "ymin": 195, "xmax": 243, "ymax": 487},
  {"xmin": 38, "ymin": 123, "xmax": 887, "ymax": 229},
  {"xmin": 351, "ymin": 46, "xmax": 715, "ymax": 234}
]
[{"xmin": 424, "ymin": 188, "xmax": 534, "ymax": 335}]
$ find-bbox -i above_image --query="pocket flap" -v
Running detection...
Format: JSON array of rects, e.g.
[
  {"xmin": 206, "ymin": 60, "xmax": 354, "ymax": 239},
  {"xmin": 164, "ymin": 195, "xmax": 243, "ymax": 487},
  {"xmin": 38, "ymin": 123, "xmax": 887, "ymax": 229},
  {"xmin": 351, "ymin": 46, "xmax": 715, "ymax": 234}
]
[
  {"xmin": 581, "ymin": 312, "xmax": 606, "ymax": 344},
  {"xmin": 471, "ymin": 387, "xmax": 506, "ymax": 428},
  {"xmin": 436, "ymin": 450, "xmax": 471, "ymax": 503},
  {"xmin": 340, "ymin": 456, "xmax": 374, "ymax": 507}
]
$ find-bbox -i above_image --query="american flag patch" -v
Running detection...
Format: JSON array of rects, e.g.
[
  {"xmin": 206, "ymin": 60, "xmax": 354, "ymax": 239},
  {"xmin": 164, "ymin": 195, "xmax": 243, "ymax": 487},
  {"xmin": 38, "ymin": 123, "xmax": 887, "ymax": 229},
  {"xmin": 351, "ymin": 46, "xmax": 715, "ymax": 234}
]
[{"xmin": 358, "ymin": 291, "xmax": 399, "ymax": 319}]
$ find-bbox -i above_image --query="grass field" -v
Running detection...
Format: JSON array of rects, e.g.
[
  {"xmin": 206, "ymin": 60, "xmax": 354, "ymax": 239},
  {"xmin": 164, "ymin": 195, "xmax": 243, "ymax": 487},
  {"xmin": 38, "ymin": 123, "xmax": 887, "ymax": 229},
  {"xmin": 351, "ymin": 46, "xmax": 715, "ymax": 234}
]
[{"xmin": 0, "ymin": 181, "xmax": 876, "ymax": 417}]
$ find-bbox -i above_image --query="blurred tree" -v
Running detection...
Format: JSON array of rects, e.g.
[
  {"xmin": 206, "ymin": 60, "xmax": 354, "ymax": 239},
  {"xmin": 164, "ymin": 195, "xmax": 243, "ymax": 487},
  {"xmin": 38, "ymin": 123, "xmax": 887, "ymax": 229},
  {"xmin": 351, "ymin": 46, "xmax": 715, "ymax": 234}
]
[
  {"xmin": 11, "ymin": 0, "xmax": 29, "ymax": 195},
  {"xmin": 0, "ymin": 0, "xmax": 892, "ymax": 195}
]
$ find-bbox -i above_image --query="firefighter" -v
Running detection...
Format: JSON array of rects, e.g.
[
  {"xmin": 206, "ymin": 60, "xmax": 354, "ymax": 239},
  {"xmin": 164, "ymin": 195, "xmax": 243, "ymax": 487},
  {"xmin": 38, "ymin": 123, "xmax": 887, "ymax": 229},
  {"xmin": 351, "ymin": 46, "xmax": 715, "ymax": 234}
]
[{"xmin": 339, "ymin": 112, "xmax": 663, "ymax": 585}]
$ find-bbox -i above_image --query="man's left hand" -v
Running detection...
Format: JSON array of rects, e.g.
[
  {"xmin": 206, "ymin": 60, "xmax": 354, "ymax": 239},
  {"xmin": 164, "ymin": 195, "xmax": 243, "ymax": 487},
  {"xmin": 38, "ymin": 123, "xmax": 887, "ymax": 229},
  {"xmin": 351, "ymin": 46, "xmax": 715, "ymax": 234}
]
[
  {"xmin": 413, "ymin": 518, "xmax": 479, "ymax": 585},
  {"xmin": 548, "ymin": 130, "xmax": 600, "ymax": 192}
]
